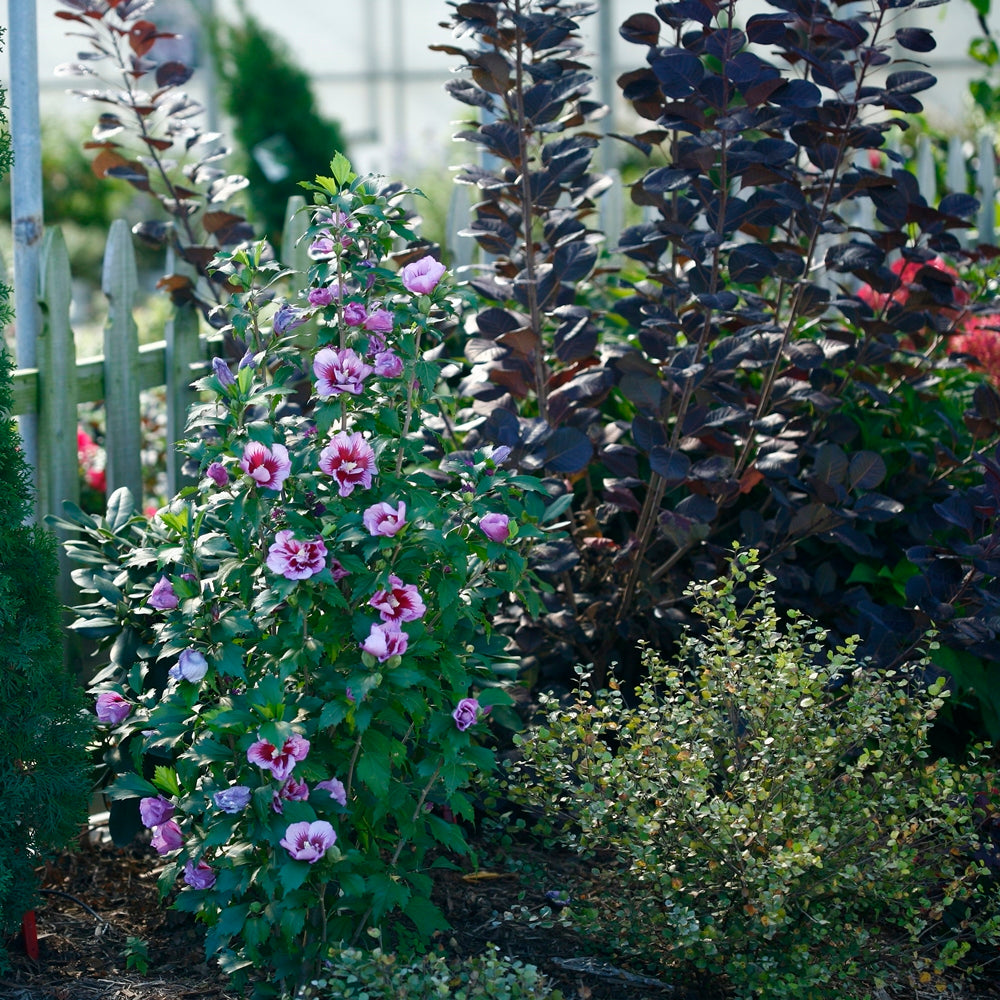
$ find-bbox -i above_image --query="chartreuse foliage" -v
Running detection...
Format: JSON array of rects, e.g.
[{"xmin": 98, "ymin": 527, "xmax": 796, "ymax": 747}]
[
  {"xmin": 57, "ymin": 157, "xmax": 551, "ymax": 997},
  {"xmin": 503, "ymin": 550, "xmax": 1000, "ymax": 998},
  {"xmin": 0, "ymin": 28, "xmax": 91, "ymax": 967},
  {"xmin": 437, "ymin": 0, "xmax": 1000, "ymax": 746}
]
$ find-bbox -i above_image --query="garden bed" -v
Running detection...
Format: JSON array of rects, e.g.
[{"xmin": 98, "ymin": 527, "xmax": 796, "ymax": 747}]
[{"xmin": 3, "ymin": 831, "xmax": 999, "ymax": 1000}]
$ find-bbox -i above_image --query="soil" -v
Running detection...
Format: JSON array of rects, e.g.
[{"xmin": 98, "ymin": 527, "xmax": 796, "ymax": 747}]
[{"xmin": 2, "ymin": 821, "xmax": 999, "ymax": 1000}]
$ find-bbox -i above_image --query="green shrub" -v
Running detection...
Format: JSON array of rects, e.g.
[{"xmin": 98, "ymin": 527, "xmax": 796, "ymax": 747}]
[
  {"xmin": 504, "ymin": 550, "xmax": 1000, "ymax": 999},
  {"xmin": 0, "ymin": 32, "xmax": 92, "ymax": 966},
  {"xmin": 298, "ymin": 946, "xmax": 562, "ymax": 1000}
]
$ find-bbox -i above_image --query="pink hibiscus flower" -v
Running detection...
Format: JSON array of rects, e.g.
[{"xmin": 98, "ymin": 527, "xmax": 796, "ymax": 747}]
[
  {"xmin": 362, "ymin": 500, "xmax": 407, "ymax": 537},
  {"xmin": 400, "ymin": 255, "xmax": 447, "ymax": 295},
  {"xmin": 266, "ymin": 531, "xmax": 328, "ymax": 580},
  {"xmin": 239, "ymin": 441, "xmax": 292, "ymax": 491},
  {"xmin": 360, "ymin": 621, "xmax": 409, "ymax": 662},
  {"xmin": 280, "ymin": 820, "xmax": 336, "ymax": 863},
  {"xmin": 319, "ymin": 432, "xmax": 377, "ymax": 497},
  {"xmin": 313, "ymin": 347, "xmax": 373, "ymax": 397},
  {"xmin": 247, "ymin": 734, "xmax": 311, "ymax": 781},
  {"xmin": 369, "ymin": 574, "xmax": 426, "ymax": 623}
]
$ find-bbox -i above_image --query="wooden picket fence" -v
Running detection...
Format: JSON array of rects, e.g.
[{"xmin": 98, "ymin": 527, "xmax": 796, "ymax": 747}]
[
  {"xmin": 5, "ymin": 221, "xmax": 218, "ymax": 609},
  {"xmin": 9, "ymin": 220, "xmax": 211, "ymax": 512}
]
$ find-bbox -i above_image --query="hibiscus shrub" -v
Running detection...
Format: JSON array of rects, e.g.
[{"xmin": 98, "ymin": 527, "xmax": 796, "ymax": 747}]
[{"xmin": 58, "ymin": 155, "xmax": 550, "ymax": 996}]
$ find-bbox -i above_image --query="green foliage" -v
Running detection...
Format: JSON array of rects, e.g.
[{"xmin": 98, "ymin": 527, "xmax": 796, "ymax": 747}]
[
  {"xmin": 504, "ymin": 550, "xmax": 1000, "ymax": 998},
  {"xmin": 124, "ymin": 935, "xmax": 150, "ymax": 975},
  {"xmin": 0, "ymin": 36, "xmax": 91, "ymax": 965},
  {"xmin": 212, "ymin": 3, "xmax": 348, "ymax": 245},
  {"xmin": 298, "ymin": 945, "xmax": 562, "ymax": 1000}
]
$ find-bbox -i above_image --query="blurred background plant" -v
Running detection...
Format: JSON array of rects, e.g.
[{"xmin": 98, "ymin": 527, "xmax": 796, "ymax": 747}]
[{"xmin": 206, "ymin": 1, "xmax": 349, "ymax": 250}]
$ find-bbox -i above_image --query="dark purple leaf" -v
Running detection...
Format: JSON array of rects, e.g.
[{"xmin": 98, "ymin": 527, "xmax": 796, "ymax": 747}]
[
  {"xmin": 886, "ymin": 71, "xmax": 936, "ymax": 96},
  {"xmin": 675, "ymin": 493, "xmax": 717, "ymax": 522},
  {"xmin": 460, "ymin": 218, "xmax": 519, "ymax": 256},
  {"xmin": 785, "ymin": 340, "xmax": 825, "ymax": 370},
  {"xmin": 641, "ymin": 166, "xmax": 695, "ymax": 194},
  {"xmin": 531, "ymin": 540, "xmax": 580, "ymax": 576},
  {"xmin": 476, "ymin": 307, "xmax": 527, "ymax": 340},
  {"xmin": 470, "ymin": 51, "xmax": 511, "ymax": 95},
  {"xmin": 650, "ymin": 50, "xmax": 705, "ymax": 98},
  {"xmin": 772, "ymin": 79, "xmax": 822, "ymax": 109},
  {"xmin": 826, "ymin": 242, "xmax": 883, "ymax": 272},
  {"xmin": 853, "ymin": 493, "xmax": 904, "ymax": 522},
  {"xmin": 632, "ymin": 415, "xmax": 667, "ymax": 453},
  {"xmin": 620, "ymin": 371, "xmax": 663, "ymax": 411},
  {"xmin": 620, "ymin": 12, "xmax": 661, "ymax": 45},
  {"xmin": 544, "ymin": 427, "xmax": 593, "ymax": 473},
  {"xmin": 445, "ymin": 78, "xmax": 496, "ymax": 111},
  {"xmin": 895, "ymin": 27, "xmax": 936, "ymax": 52},
  {"xmin": 814, "ymin": 443, "xmax": 848, "ymax": 484},
  {"xmin": 156, "ymin": 61, "xmax": 192, "ymax": 88},
  {"xmin": 729, "ymin": 244, "xmax": 778, "ymax": 283},
  {"xmin": 938, "ymin": 192, "xmax": 978, "ymax": 220},
  {"xmin": 649, "ymin": 447, "xmax": 690, "ymax": 488},
  {"xmin": 553, "ymin": 307, "xmax": 599, "ymax": 362},
  {"xmin": 848, "ymin": 451, "xmax": 887, "ymax": 491},
  {"xmin": 552, "ymin": 241, "xmax": 597, "ymax": 284},
  {"xmin": 746, "ymin": 13, "xmax": 788, "ymax": 44}
]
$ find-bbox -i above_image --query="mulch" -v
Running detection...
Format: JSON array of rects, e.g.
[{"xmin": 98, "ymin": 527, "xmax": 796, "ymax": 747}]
[{"xmin": 2, "ymin": 820, "xmax": 998, "ymax": 1000}]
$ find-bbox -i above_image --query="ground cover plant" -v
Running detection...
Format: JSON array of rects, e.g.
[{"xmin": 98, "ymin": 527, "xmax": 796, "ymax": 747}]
[
  {"xmin": 437, "ymin": 0, "xmax": 1000, "ymax": 751},
  {"xmin": 56, "ymin": 154, "xmax": 555, "ymax": 997},
  {"xmin": 501, "ymin": 549, "xmax": 1000, "ymax": 998}
]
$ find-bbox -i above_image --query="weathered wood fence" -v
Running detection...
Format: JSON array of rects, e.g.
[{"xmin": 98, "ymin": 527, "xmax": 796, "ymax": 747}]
[
  {"xmin": 9, "ymin": 221, "xmax": 209, "ymax": 522},
  {"xmin": 4, "ymin": 219, "xmax": 222, "ymax": 612}
]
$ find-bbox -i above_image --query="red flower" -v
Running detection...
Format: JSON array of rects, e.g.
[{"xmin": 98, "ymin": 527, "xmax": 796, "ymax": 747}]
[
  {"xmin": 950, "ymin": 314, "xmax": 1000, "ymax": 384},
  {"xmin": 858, "ymin": 257, "xmax": 968, "ymax": 314}
]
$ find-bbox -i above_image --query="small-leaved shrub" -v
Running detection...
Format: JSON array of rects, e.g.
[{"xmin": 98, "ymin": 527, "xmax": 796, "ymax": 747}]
[
  {"xmin": 503, "ymin": 550, "xmax": 1000, "ymax": 998},
  {"xmin": 298, "ymin": 945, "xmax": 562, "ymax": 1000}
]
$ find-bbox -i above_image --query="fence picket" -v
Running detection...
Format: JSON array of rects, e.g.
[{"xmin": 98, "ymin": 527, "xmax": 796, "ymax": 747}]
[
  {"xmin": 281, "ymin": 195, "xmax": 310, "ymax": 276},
  {"xmin": 36, "ymin": 228, "xmax": 79, "ymax": 531},
  {"xmin": 916, "ymin": 134, "xmax": 936, "ymax": 203},
  {"xmin": 101, "ymin": 220, "xmax": 143, "ymax": 504},
  {"xmin": 947, "ymin": 135, "xmax": 967, "ymax": 193},
  {"xmin": 165, "ymin": 302, "xmax": 201, "ymax": 496},
  {"xmin": 36, "ymin": 228, "xmax": 78, "ymax": 610},
  {"xmin": 978, "ymin": 132, "xmax": 996, "ymax": 245}
]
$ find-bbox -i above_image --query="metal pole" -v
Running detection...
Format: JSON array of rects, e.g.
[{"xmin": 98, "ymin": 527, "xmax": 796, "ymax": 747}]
[
  {"xmin": 8, "ymin": 0, "xmax": 43, "ymax": 499},
  {"xmin": 597, "ymin": 0, "xmax": 616, "ymax": 173},
  {"xmin": 390, "ymin": 0, "xmax": 406, "ymax": 170}
]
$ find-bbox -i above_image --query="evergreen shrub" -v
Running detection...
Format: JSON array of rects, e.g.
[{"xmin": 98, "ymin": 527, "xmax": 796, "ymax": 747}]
[{"xmin": 0, "ymin": 31, "xmax": 91, "ymax": 966}]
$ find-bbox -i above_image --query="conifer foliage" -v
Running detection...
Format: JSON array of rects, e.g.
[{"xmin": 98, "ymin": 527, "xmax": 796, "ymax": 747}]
[{"xmin": 0, "ymin": 30, "xmax": 91, "ymax": 963}]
